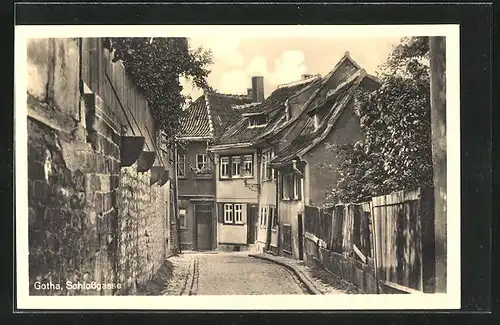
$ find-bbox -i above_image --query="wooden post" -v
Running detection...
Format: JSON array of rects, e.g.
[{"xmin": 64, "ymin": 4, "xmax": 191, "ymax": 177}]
[
  {"xmin": 370, "ymin": 201, "xmax": 380, "ymax": 294},
  {"xmin": 173, "ymin": 142, "xmax": 181, "ymax": 255},
  {"xmin": 429, "ymin": 36, "xmax": 447, "ymax": 293}
]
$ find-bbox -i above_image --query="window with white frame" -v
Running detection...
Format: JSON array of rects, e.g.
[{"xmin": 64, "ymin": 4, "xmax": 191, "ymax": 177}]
[
  {"xmin": 219, "ymin": 154, "xmax": 254, "ymax": 179},
  {"xmin": 196, "ymin": 154, "xmax": 208, "ymax": 170},
  {"xmin": 220, "ymin": 157, "xmax": 229, "ymax": 178},
  {"xmin": 260, "ymin": 205, "xmax": 268, "ymax": 228},
  {"xmin": 262, "ymin": 149, "xmax": 275, "ymax": 181},
  {"xmin": 243, "ymin": 155, "xmax": 253, "ymax": 177},
  {"xmin": 223, "ymin": 203, "xmax": 233, "ymax": 223},
  {"xmin": 179, "ymin": 209, "xmax": 187, "ymax": 229},
  {"xmin": 177, "ymin": 154, "xmax": 186, "ymax": 178},
  {"xmin": 232, "ymin": 156, "xmax": 241, "ymax": 177},
  {"xmin": 234, "ymin": 204, "xmax": 243, "ymax": 224}
]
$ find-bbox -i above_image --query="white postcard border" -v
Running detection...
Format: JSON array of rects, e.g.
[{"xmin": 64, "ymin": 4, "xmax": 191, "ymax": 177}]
[{"xmin": 15, "ymin": 24, "xmax": 460, "ymax": 310}]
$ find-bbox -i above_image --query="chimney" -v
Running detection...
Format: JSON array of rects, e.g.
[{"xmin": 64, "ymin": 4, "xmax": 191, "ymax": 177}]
[
  {"xmin": 251, "ymin": 76, "xmax": 264, "ymax": 102},
  {"xmin": 247, "ymin": 88, "xmax": 253, "ymax": 100},
  {"xmin": 301, "ymin": 74, "xmax": 313, "ymax": 80}
]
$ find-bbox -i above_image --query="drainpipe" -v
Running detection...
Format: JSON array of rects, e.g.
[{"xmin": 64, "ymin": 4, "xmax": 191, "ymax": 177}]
[{"xmin": 292, "ymin": 159, "xmax": 304, "ymax": 177}]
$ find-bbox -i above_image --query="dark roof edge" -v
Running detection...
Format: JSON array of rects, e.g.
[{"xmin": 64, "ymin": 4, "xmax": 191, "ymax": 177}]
[
  {"xmin": 207, "ymin": 142, "xmax": 253, "ymax": 152},
  {"xmin": 270, "ymin": 73, "xmax": 368, "ymax": 167}
]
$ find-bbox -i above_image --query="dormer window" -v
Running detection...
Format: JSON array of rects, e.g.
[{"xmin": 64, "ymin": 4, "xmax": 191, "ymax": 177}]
[{"xmin": 248, "ymin": 114, "xmax": 267, "ymax": 128}]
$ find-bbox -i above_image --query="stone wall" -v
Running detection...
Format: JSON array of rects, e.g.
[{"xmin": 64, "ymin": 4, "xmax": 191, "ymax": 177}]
[{"xmin": 27, "ymin": 38, "xmax": 175, "ymax": 296}]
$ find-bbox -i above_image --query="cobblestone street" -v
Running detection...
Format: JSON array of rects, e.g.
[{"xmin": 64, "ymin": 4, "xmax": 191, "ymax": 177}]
[{"xmin": 163, "ymin": 252, "xmax": 310, "ymax": 295}]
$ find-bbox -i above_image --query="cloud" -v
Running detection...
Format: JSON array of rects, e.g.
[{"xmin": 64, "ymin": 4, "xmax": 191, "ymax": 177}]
[
  {"xmin": 270, "ymin": 50, "xmax": 308, "ymax": 85},
  {"xmin": 189, "ymin": 37, "xmax": 244, "ymax": 68},
  {"xmin": 214, "ymin": 50, "xmax": 309, "ymax": 96},
  {"xmin": 246, "ymin": 55, "xmax": 267, "ymax": 75},
  {"xmin": 245, "ymin": 50, "xmax": 308, "ymax": 86}
]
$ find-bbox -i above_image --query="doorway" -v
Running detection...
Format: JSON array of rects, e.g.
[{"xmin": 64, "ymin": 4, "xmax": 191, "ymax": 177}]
[
  {"xmin": 297, "ymin": 213, "xmax": 304, "ymax": 260},
  {"xmin": 247, "ymin": 204, "xmax": 258, "ymax": 244},
  {"xmin": 196, "ymin": 204, "xmax": 213, "ymax": 251}
]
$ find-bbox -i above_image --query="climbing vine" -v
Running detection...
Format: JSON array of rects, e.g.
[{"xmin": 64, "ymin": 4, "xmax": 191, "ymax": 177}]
[
  {"xmin": 104, "ymin": 37, "xmax": 213, "ymax": 143},
  {"xmin": 323, "ymin": 37, "xmax": 433, "ymax": 204}
]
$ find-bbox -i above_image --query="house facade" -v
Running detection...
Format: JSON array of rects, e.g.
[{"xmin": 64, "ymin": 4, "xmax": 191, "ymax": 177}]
[
  {"xmin": 209, "ymin": 75, "xmax": 323, "ymax": 252},
  {"xmin": 269, "ymin": 52, "xmax": 380, "ymax": 260},
  {"xmin": 177, "ymin": 91, "xmax": 251, "ymax": 251},
  {"xmin": 178, "ymin": 52, "xmax": 379, "ymax": 258}
]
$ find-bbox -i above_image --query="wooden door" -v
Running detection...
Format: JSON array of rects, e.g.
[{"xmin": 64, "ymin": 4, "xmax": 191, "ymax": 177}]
[
  {"xmin": 247, "ymin": 204, "xmax": 258, "ymax": 243},
  {"xmin": 297, "ymin": 213, "xmax": 304, "ymax": 260},
  {"xmin": 196, "ymin": 204, "xmax": 213, "ymax": 251}
]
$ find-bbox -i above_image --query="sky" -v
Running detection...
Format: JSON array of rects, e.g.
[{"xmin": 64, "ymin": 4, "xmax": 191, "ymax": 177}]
[{"xmin": 180, "ymin": 37, "xmax": 403, "ymax": 101}]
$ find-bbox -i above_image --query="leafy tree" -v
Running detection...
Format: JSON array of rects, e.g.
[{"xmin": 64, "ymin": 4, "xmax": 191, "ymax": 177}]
[
  {"xmin": 324, "ymin": 37, "xmax": 433, "ymax": 204},
  {"xmin": 104, "ymin": 37, "xmax": 213, "ymax": 142}
]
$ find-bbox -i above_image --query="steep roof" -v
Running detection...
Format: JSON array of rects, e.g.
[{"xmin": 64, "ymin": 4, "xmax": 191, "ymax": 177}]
[
  {"xmin": 270, "ymin": 69, "xmax": 374, "ymax": 167},
  {"xmin": 179, "ymin": 91, "xmax": 252, "ymax": 140},
  {"xmin": 211, "ymin": 76, "xmax": 321, "ymax": 148},
  {"xmin": 261, "ymin": 51, "xmax": 364, "ymax": 143}
]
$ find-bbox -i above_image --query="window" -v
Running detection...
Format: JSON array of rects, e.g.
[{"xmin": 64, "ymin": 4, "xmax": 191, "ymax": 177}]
[
  {"xmin": 177, "ymin": 154, "xmax": 186, "ymax": 178},
  {"xmin": 220, "ymin": 157, "xmax": 229, "ymax": 178},
  {"xmin": 219, "ymin": 154, "xmax": 254, "ymax": 179},
  {"xmin": 270, "ymin": 205, "xmax": 277, "ymax": 229},
  {"xmin": 248, "ymin": 114, "xmax": 267, "ymax": 127},
  {"xmin": 232, "ymin": 156, "xmax": 241, "ymax": 177},
  {"xmin": 234, "ymin": 204, "xmax": 243, "ymax": 224},
  {"xmin": 281, "ymin": 173, "xmax": 302, "ymax": 201},
  {"xmin": 293, "ymin": 174, "xmax": 301, "ymax": 200},
  {"xmin": 243, "ymin": 155, "xmax": 253, "ymax": 177},
  {"xmin": 281, "ymin": 174, "xmax": 291, "ymax": 200},
  {"xmin": 224, "ymin": 204, "xmax": 233, "ymax": 223},
  {"xmin": 196, "ymin": 154, "xmax": 208, "ymax": 170},
  {"xmin": 261, "ymin": 149, "xmax": 275, "ymax": 181},
  {"xmin": 222, "ymin": 203, "xmax": 245, "ymax": 225},
  {"xmin": 179, "ymin": 209, "xmax": 187, "ymax": 229},
  {"xmin": 260, "ymin": 206, "xmax": 268, "ymax": 228}
]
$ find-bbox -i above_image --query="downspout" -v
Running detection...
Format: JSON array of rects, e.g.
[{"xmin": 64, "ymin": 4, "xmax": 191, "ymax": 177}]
[
  {"xmin": 275, "ymin": 169, "xmax": 281, "ymax": 255},
  {"xmin": 210, "ymin": 140, "xmax": 218, "ymax": 250},
  {"xmin": 292, "ymin": 159, "xmax": 304, "ymax": 177}
]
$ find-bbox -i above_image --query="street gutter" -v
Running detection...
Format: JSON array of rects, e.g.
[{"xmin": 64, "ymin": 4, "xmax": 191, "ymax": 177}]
[{"xmin": 248, "ymin": 254, "xmax": 323, "ymax": 295}]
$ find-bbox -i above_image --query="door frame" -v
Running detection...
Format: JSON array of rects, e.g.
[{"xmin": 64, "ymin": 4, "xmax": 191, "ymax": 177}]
[
  {"xmin": 297, "ymin": 213, "xmax": 304, "ymax": 260},
  {"xmin": 194, "ymin": 203, "xmax": 214, "ymax": 251},
  {"xmin": 246, "ymin": 204, "xmax": 258, "ymax": 244}
]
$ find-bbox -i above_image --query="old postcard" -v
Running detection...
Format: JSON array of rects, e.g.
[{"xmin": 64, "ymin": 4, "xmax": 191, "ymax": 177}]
[{"xmin": 15, "ymin": 24, "xmax": 460, "ymax": 310}]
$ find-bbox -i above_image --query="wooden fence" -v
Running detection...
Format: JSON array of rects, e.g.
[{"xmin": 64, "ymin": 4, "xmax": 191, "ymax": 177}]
[{"xmin": 304, "ymin": 187, "xmax": 435, "ymax": 293}]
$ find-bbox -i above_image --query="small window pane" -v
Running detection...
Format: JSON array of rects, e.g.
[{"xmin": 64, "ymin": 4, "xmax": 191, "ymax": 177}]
[
  {"xmin": 221, "ymin": 157, "xmax": 229, "ymax": 177},
  {"xmin": 244, "ymin": 155, "xmax": 253, "ymax": 176},
  {"xmin": 232, "ymin": 156, "xmax": 241, "ymax": 176},
  {"xmin": 224, "ymin": 203, "xmax": 233, "ymax": 223}
]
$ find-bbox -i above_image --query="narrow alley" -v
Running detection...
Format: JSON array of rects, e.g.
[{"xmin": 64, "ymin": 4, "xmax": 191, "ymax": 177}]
[{"xmin": 162, "ymin": 252, "xmax": 310, "ymax": 295}]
